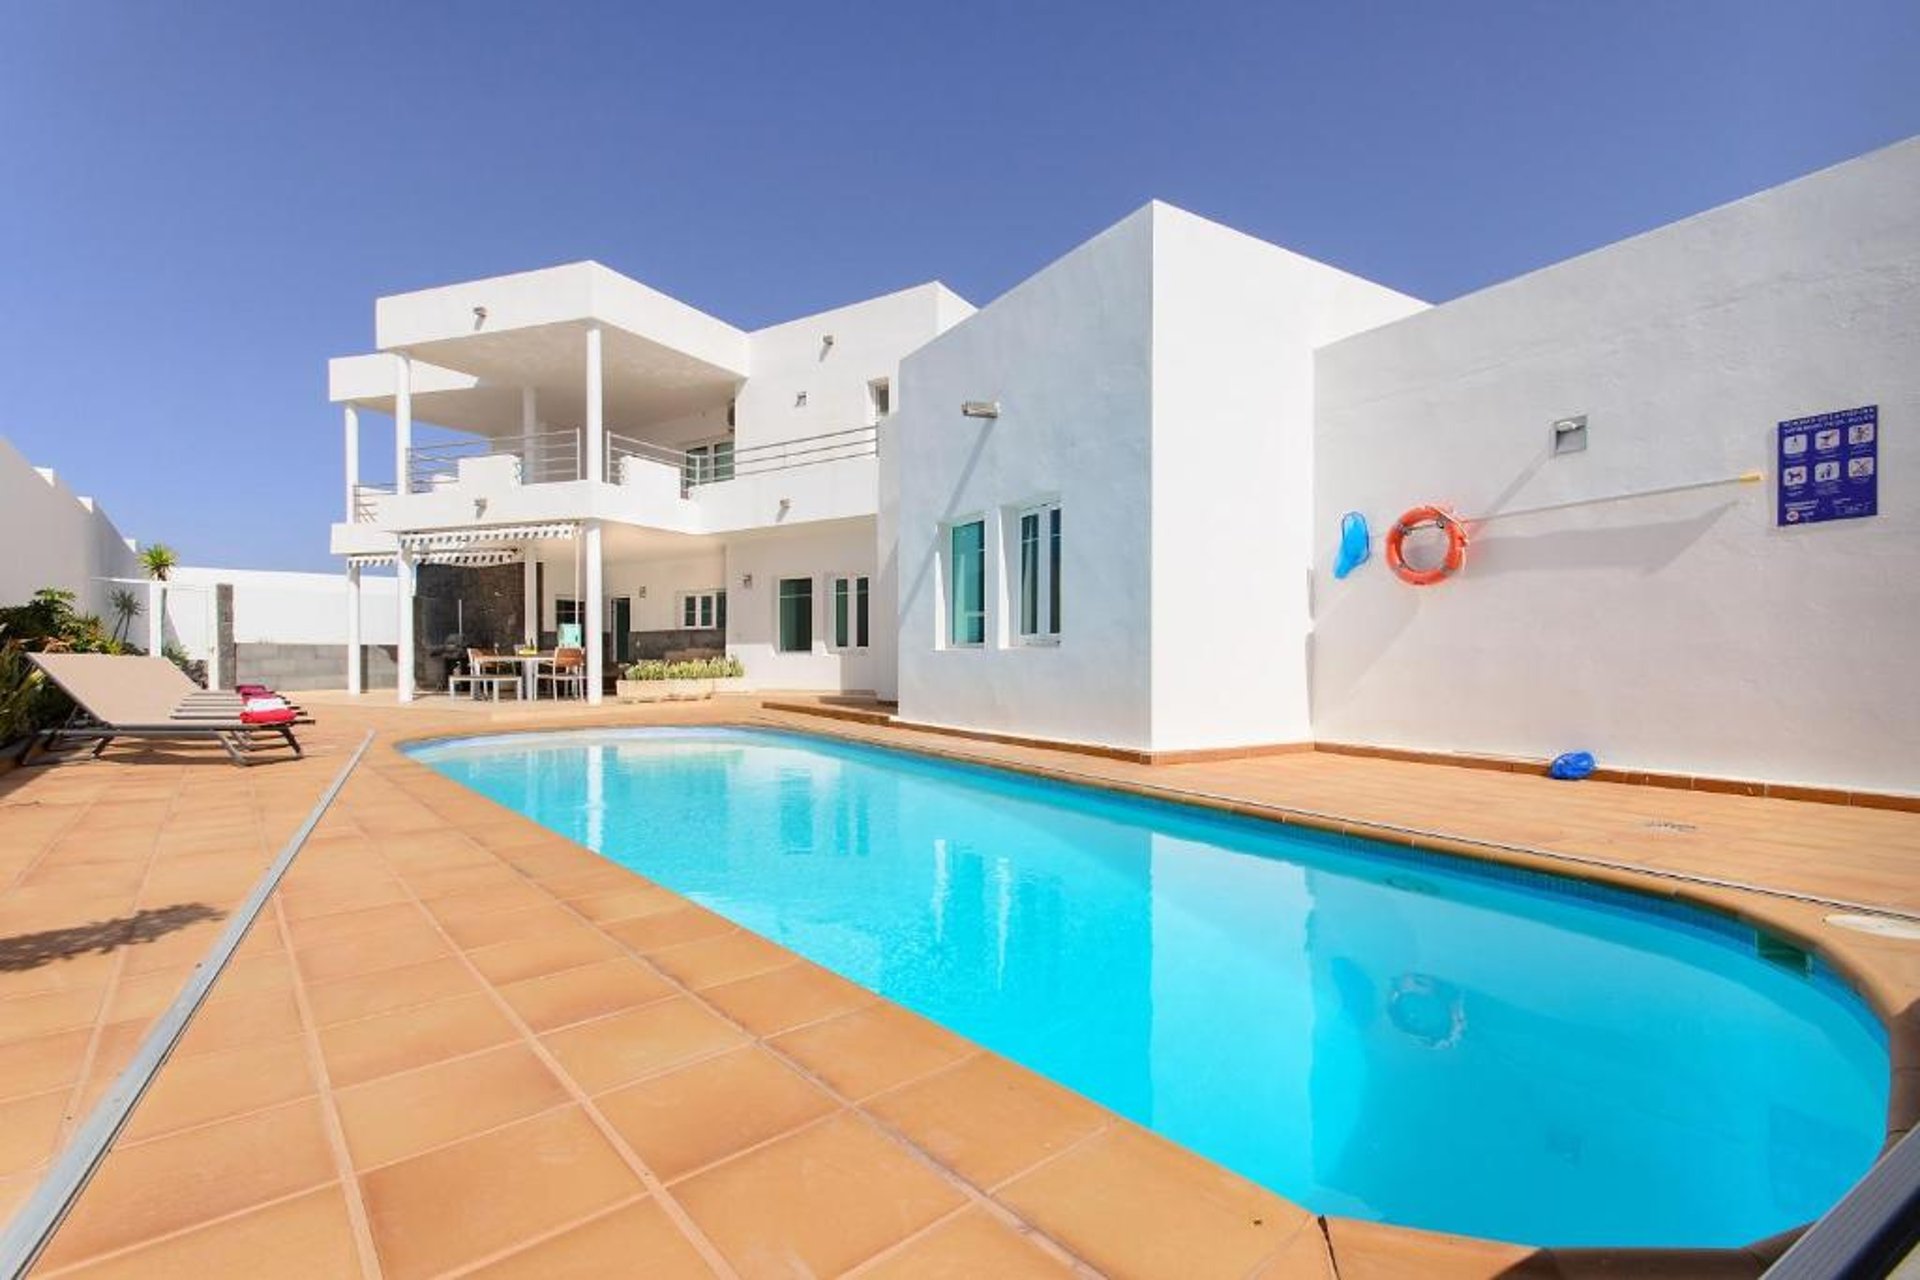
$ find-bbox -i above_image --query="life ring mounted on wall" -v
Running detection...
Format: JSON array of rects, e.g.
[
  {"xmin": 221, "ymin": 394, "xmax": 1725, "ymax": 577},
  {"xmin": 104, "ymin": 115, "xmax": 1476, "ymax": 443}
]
[{"xmin": 1384, "ymin": 505, "xmax": 1468, "ymax": 586}]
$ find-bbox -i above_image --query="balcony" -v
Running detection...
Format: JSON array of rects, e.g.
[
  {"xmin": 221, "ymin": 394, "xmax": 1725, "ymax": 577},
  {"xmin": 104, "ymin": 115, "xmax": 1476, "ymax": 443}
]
[{"xmin": 335, "ymin": 424, "xmax": 880, "ymax": 550}]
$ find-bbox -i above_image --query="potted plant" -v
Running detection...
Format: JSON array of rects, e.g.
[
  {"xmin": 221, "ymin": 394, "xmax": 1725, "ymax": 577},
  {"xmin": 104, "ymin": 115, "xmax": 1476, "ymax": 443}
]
[{"xmin": 616, "ymin": 655, "xmax": 745, "ymax": 703}]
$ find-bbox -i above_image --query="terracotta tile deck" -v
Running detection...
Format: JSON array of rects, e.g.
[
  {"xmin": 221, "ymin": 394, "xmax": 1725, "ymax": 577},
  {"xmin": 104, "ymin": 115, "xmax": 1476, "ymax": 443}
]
[{"xmin": 1, "ymin": 691, "xmax": 1917, "ymax": 1277}]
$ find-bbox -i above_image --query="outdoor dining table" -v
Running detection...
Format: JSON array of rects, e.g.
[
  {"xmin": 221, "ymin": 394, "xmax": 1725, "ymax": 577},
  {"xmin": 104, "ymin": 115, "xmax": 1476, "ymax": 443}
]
[{"xmin": 475, "ymin": 651, "xmax": 553, "ymax": 700}]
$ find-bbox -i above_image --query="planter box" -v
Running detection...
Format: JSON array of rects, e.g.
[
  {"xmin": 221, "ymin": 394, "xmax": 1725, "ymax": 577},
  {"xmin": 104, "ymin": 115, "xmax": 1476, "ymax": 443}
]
[{"xmin": 616, "ymin": 677, "xmax": 742, "ymax": 703}]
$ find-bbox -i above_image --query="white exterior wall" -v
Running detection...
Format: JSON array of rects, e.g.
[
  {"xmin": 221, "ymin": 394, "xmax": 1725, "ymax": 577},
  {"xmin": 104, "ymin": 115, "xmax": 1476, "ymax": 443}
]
[
  {"xmin": 164, "ymin": 566, "xmax": 398, "ymax": 658},
  {"xmin": 1148, "ymin": 207, "xmax": 1425, "ymax": 750},
  {"xmin": 895, "ymin": 209, "xmax": 1158, "ymax": 749},
  {"xmin": 1312, "ymin": 138, "xmax": 1920, "ymax": 794},
  {"xmin": 0, "ymin": 437, "xmax": 142, "ymax": 619},
  {"xmin": 724, "ymin": 520, "xmax": 879, "ymax": 693},
  {"xmin": 890, "ymin": 206, "xmax": 1422, "ymax": 752},
  {"xmin": 735, "ymin": 285, "xmax": 970, "ymax": 451},
  {"xmin": 598, "ymin": 551, "xmax": 728, "ymax": 633}
]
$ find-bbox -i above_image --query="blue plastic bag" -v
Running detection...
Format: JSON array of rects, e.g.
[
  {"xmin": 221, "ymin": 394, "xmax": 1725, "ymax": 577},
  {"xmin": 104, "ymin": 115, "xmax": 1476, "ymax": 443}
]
[
  {"xmin": 1549, "ymin": 751, "xmax": 1596, "ymax": 781},
  {"xmin": 1333, "ymin": 512, "xmax": 1371, "ymax": 580}
]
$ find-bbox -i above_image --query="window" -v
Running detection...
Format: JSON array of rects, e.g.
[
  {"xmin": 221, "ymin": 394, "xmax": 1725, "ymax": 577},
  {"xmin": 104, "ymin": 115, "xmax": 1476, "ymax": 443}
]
[
  {"xmin": 867, "ymin": 378, "xmax": 892, "ymax": 424},
  {"xmin": 682, "ymin": 439, "xmax": 735, "ymax": 486},
  {"xmin": 554, "ymin": 597, "xmax": 582, "ymax": 646},
  {"xmin": 832, "ymin": 575, "xmax": 870, "ymax": 649},
  {"xmin": 777, "ymin": 578, "xmax": 813, "ymax": 652},
  {"xmin": 947, "ymin": 520, "xmax": 985, "ymax": 647},
  {"xmin": 1018, "ymin": 503, "xmax": 1061, "ymax": 640},
  {"xmin": 679, "ymin": 589, "xmax": 726, "ymax": 630}
]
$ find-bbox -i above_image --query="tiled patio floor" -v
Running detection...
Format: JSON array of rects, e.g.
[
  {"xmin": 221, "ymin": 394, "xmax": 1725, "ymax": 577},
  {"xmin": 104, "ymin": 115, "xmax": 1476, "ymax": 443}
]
[{"xmin": 2, "ymin": 692, "xmax": 1916, "ymax": 1277}]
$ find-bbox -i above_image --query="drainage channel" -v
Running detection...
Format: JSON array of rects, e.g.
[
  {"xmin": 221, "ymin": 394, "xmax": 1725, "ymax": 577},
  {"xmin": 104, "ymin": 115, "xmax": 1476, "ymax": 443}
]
[{"xmin": 0, "ymin": 730, "xmax": 374, "ymax": 1279}]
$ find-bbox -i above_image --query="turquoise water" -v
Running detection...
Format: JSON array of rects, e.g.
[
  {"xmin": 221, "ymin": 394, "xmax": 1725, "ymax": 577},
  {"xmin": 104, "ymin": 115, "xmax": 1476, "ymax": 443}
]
[{"xmin": 409, "ymin": 727, "xmax": 1887, "ymax": 1248}]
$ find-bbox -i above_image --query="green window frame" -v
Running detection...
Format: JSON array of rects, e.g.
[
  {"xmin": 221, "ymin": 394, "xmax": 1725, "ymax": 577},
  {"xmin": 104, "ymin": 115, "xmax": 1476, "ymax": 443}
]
[
  {"xmin": 679, "ymin": 589, "xmax": 726, "ymax": 630},
  {"xmin": 777, "ymin": 578, "xmax": 813, "ymax": 653},
  {"xmin": 832, "ymin": 575, "xmax": 871, "ymax": 649},
  {"xmin": 948, "ymin": 520, "xmax": 985, "ymax": 647},
  {"xmin": 1018, "ymin": 503, "xmax": 1061, "ymax": 640}
]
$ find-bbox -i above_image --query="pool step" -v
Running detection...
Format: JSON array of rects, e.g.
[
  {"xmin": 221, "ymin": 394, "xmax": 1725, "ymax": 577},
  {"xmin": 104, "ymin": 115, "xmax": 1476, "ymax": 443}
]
[{"xmin": 760, "ymin": 699, "xmax": 897, "ymax": 727}]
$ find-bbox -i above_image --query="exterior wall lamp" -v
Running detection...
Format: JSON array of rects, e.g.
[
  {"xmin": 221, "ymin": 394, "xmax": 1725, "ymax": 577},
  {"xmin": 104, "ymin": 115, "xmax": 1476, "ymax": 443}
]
[{"xmin": 961, "ymin": 400, "xmax": 1000, "ymax": 419}]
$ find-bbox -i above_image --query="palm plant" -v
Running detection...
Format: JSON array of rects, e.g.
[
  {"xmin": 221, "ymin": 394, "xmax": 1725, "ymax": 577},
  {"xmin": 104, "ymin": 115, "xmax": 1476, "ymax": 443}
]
[
  {"xmin": 108, "ymin": 588, "xmax": 143, "ymax": 645},
  {"xmin": 139, "ymin": 544, "xmax": 177, "ymax": 581}
]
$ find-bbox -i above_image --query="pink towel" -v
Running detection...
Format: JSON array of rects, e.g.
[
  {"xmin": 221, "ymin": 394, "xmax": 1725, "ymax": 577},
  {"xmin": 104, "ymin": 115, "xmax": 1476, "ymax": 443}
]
[{"xmin": 240, "ymin": 707, "xmax": 297, "ymax": 726}]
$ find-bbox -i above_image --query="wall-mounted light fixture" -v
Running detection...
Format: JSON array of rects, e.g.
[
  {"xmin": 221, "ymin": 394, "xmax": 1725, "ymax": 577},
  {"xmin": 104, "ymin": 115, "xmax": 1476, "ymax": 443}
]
[
  {"xmin": 1551, "ymin": 415, "xmax": 1589, "ymax": 456},
  {"xmin": 961, "ymin": 400, "xmax": 1000, "ymax": 420},
  {"xmin": 637, "ymin": 585, "xmax": 647, "ymax": 599},
  {"xmin": 822, "ymin": 334, "xmax": 835, "ymax": 349},
  {"xmin": 741, "ymin": 573, "xmax": 754, "ymax": 589},
  {"xmin": 795, "ymin": 391, "xmax": 808, "ymax": 407},
  {"xmin": 472, "ymin": 305, "xmax": 488, "ymax": 329}
]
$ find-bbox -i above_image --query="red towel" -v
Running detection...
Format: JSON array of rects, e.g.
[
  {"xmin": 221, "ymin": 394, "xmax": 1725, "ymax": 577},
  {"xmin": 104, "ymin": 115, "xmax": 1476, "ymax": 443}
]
[
  {"xmin": 237, "ymin": 684, "xmax": 274, "ymax": 698},
  {"xmin": 240, "ymin": 707, "xmax": 298, "ymax": 725}
]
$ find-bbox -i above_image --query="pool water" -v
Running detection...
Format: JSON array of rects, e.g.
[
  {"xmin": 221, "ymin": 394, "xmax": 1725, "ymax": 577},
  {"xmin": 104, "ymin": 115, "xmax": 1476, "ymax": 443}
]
[{"xmin": 409, "ymin": 727, "xmax": 1887, "ymax": 1248}]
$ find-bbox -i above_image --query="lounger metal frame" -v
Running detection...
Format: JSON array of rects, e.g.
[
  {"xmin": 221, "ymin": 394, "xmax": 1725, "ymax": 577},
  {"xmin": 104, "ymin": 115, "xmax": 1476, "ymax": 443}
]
[{"xmin": 18, "ymin": 701, "xmax": 309, "ymax": 767}]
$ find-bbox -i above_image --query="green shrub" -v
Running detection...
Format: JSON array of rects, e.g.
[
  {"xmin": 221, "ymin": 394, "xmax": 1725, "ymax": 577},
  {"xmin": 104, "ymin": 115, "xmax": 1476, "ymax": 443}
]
[
  {"xmin": 0, "ymin": 588, "xmax": 133, "ymax": 748},
  {"xmin": 622, "ymin": 655, "xmax": 744, "ymax": 681}
]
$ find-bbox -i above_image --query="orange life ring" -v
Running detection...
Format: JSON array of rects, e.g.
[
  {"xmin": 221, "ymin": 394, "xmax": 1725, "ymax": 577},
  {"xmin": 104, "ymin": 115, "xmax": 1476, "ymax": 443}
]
[{"xmin": 1385, "ymin": 506, "xmax": 1467, "ymax": 586}]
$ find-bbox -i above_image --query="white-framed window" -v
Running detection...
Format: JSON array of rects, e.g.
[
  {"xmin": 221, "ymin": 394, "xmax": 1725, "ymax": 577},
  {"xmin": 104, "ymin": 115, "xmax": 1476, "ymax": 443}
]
[
  {"xmin": 867, "ymin": 378, "xmax": 892, "ymax": 425},
  {"xmin": 554, "ymin": 597, "xmax": 581, "ymax": 629},
  {"xmin": 830, "ymin": 574, "xmax": 870, "ymax": 650},
  {"xmin": 1017, "ymin": 502, "xmax": 1061, "ymax": 641},
  {"xmin": 777, "ymin": 577, "xmax": 814, "ymax": 653},
  {"xmin": 946, "ymin": 519, "xmax": 986, "ymax": 648},
  {"xmin": 682, "ymin": 438, "xmax": 735, "ymax": 486},
  {"xmin": 678, "ymin": 589, "xmax": 727, "ymax": 630}
]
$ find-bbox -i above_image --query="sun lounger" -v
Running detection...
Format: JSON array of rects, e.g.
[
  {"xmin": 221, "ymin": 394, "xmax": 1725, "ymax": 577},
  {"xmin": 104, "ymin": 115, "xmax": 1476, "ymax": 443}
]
[{"xmin": 20, "ymin": 654, "xmax": 312, "ymax": 766}]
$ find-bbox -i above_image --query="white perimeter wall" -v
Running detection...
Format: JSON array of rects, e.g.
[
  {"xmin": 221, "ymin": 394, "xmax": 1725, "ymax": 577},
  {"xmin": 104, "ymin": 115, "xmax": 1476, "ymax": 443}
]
[
  {"xmin": 894, "ymin": 209, "xmax": 1157, "ymax": 749},
  {"xmin": 0, "ymin": 436, "xmax": 142, "ymax": 619},
  {"xmin": 1149, "ymin": 207, "xmax": 1425, "ymax": 750},
  {"xmin": 724, "ymin": 519, "xmax": 879, "ymax": 693},
  {"xmin": 1313, "ymin": 138, "xmax": 1920, "ymax": 794},
  {"xmin": 165, "ymin": 566, "xmax": 398, "ymax": 658}
]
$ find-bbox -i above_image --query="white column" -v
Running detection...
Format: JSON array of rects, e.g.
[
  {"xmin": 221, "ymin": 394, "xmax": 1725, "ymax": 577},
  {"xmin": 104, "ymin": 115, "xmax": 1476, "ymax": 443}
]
[
  {"xmin": 583, "ymin": 520, "xmax": 604, "ymax": 705},
  {"xmin": 147, "ymin": 579, "xmax": 165, "ymax": 655},
  {"xmin": 345, "ymin": 563, "xmax": 363, "ymax": 695},
  {"xmin": 394, "ymin": 354, "xmax": 413, "ymax": 495},
  {"xmin": 584, "ymin": 326, "xmax": 603, "ymax": 484},
  {"xmin": 343, "ymin": 404, "xmax": 360, "ymax": 521},
  {"xmin": 520, "ymin": 387, "xmax": 537, "ymax": 483},
  {"xmin": 522, "ymin": 553, "xmax": 538, "ymax": 646},
  {"xmin": 396, "ymin": 548, "xmax": 416, "ymax": 703}
]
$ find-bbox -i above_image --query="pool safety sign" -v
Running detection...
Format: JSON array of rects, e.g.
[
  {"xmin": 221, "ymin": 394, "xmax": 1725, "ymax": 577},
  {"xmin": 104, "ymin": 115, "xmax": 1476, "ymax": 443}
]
[{"xmin": 1777, "ymin": 405, "xmax": 1877, "ymax": 527}]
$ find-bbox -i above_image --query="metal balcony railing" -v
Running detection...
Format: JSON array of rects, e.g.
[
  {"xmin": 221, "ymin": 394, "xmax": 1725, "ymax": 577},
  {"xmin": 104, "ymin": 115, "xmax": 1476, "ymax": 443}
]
[
  {"xmin": 404, "ymin": 429, "xmax": 581, "ymax": 492},
  {"xmin": 691, "ymin": 425, "xmax": 878, "ymax": 486},
  {"xmin": 350, "ymin": 483, "xmax": 394, "ymax": 523},
  {"xmin": 606, "ymin": 432, "xmax": 691, "ymax": 491},
  {"xmin": 395, "ymin": 424, "xmax": 878, "ymax": 501}
]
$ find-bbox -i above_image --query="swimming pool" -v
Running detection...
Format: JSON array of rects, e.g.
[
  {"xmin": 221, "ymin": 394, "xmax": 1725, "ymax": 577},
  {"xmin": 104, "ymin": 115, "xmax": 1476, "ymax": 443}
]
[{"xmin": 408, "ymin": 727, "xmax": 1887, "ymax": 1248}]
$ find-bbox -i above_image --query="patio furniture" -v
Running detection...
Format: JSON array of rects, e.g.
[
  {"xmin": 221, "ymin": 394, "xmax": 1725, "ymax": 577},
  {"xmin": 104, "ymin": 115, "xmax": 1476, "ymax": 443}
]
[
  {"xmin": 537, "ymin": 647, "xmax": 588, "ymax": 699},
  {"xmin": 20, "ymin": 654, "xmax": 311, "ymax": 767},
  {"xmin": 454, "ymin": 647, "xmax": 514, "ymax": 698},
  {"xmin": 470, "ymin": 672, "xmax": 521, "ymax": 701}
]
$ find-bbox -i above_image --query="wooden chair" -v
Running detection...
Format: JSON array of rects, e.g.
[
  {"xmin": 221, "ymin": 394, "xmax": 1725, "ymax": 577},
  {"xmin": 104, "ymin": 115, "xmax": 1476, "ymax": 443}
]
[{"xmin": 537, "ymin": 646, "xmax": 588, "ymax": 699}]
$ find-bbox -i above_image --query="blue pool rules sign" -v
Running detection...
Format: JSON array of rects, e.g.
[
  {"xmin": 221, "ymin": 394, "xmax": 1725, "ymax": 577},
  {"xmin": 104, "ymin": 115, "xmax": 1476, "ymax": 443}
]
[{"xmin": 1778, "ymin": 405, "xmax": 1877, "ymax": 527}]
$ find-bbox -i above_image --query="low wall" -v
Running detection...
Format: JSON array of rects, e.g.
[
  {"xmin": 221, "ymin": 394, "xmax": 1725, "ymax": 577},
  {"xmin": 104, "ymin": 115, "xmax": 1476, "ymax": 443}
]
[{"xmin": 238, "ymin": 643, "xmax": 397, "ymax": 691}]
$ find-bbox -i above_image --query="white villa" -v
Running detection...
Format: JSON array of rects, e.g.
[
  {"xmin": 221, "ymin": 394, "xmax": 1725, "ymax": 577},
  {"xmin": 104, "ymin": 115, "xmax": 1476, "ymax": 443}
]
[{"xmin": 328, "ymin": 137, "xmax": 1917, "ymax": 794}]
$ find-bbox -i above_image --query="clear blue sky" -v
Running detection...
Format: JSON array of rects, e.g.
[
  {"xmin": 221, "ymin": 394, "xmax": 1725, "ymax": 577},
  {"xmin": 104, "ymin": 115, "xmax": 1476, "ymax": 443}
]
[{"xmin": 3, "ymin": 2, "xmax": 1915, "ymax": 572}]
